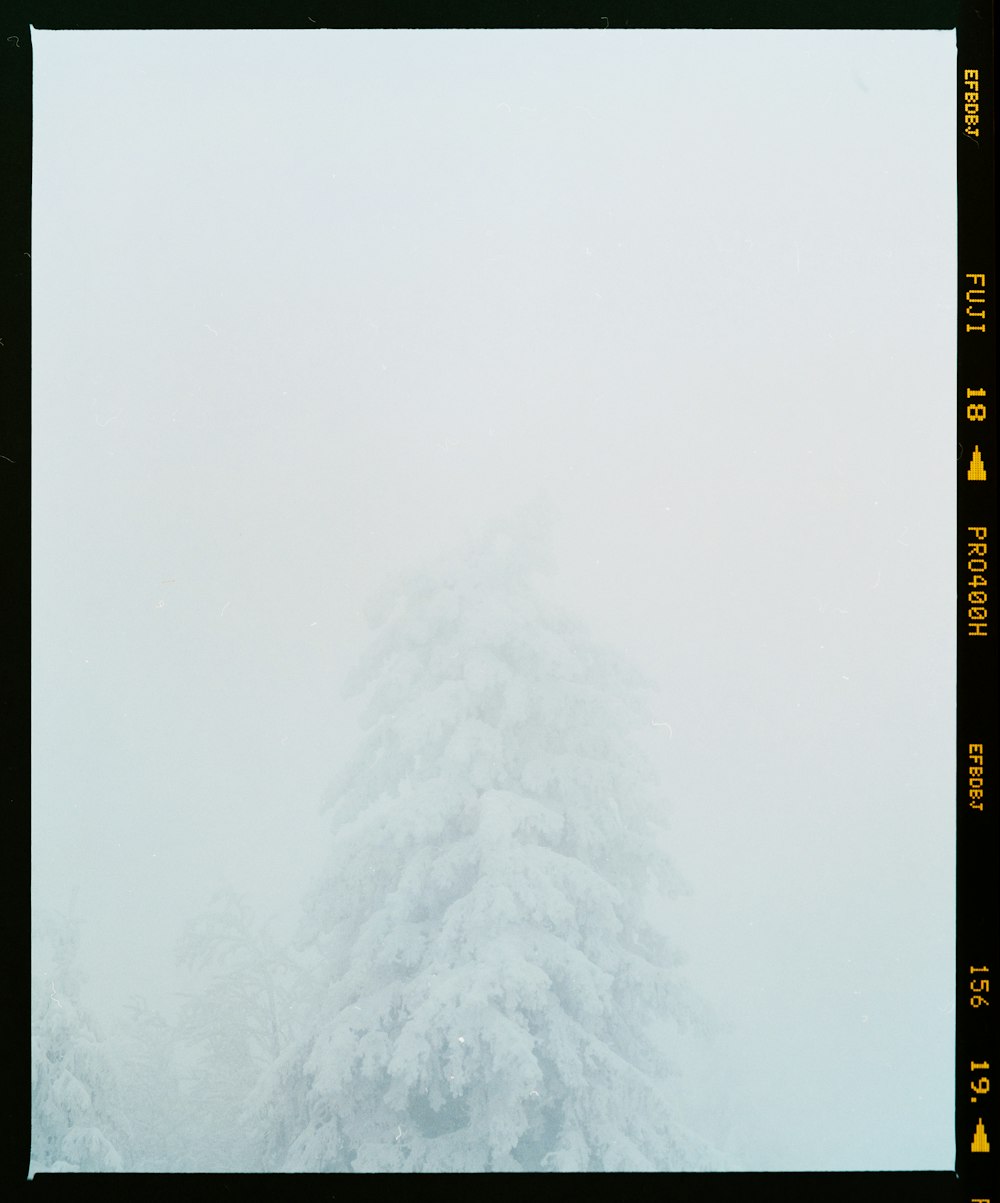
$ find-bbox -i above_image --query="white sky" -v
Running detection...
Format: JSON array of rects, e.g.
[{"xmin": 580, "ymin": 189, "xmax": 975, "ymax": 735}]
[{"xmin": 32, "ymin": 27, "xmax": 956, "ymax": 1171}]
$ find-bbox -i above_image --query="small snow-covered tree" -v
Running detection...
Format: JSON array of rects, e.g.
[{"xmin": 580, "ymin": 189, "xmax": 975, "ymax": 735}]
[
  {"xmin": 30, "ymin": 909, "xmax": 129, "ymax": 1175},
  {"xmin": 174, "ymin": 889, "xmax": 311, "ymax": 1170},
  {"xmin": 112, "ymin": 997, "xmax": 194, "ymax": 1172},
  {"xmin": 258, "ymin": 505, "xmax": 705, "ymax": 1172}
]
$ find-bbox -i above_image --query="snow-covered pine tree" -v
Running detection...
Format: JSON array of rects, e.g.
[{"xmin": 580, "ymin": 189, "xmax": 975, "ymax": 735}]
[
  {"xmin": 30, "ymin": 908, "xmax": 130, "ymax": 1175},
  {"xmin": 173, "ymin": 890, "xmax": 310, "ymax": 1170},
  {"xmin": 257, "ymin": 505, "xmax": 703, "ymax": 1172},
  {"xmin": 112, "ymin": 997, "xmax": 195, "ymax": 1172}
]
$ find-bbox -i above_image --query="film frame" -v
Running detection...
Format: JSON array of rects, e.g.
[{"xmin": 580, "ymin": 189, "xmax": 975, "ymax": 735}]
[{"xmin": 6, "ymin": 1, "xmax": 996, "ymax": 1198}]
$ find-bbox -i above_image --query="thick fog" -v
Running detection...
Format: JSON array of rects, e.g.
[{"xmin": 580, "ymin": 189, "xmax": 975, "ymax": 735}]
[{"xmin": 31, "ymin": 28, "xmax": 955, "ymax": 1172}]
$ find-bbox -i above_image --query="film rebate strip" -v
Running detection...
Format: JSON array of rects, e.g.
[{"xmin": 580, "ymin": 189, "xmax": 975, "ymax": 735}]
[{"xmin": 957, "ymin": 2, "xmax": 998, "ymax": 1201}]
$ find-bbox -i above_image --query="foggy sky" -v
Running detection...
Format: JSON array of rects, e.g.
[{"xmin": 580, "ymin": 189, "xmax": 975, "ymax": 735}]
[{"xmin": 31, "ymin": 28, "xmax": 955, "ymax": 1170}]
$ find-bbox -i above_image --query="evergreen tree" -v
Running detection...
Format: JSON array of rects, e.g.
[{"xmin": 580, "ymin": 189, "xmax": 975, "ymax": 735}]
[
  {"xmin": 30, "ymin": 909, "xmax": 129, "ymax": 1175},
  {"xmin": 173, "ymin": 889, "xmax": 309, "ymax": 1170},
  {"xmin": 112, "ymin": 997, "xmax": 194, "ymax": 1172},
  {"xmin": 257, "ymin": 508, "xmax": 707, "ymax": 1171}
]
